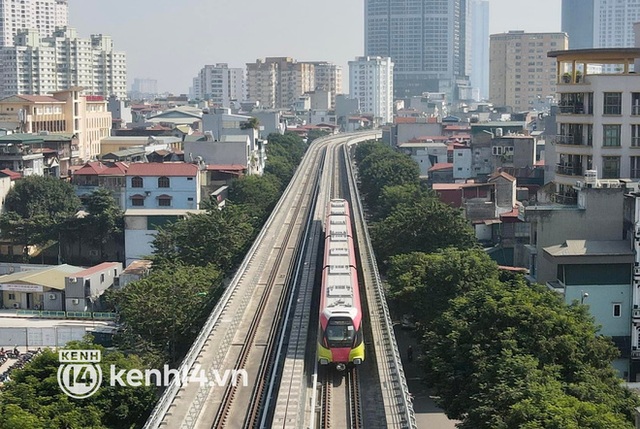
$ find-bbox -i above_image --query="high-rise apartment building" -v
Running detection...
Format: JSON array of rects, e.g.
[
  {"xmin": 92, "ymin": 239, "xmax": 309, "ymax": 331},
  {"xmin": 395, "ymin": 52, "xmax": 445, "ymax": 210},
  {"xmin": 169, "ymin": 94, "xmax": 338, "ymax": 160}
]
[
  {"xmin": 192, "ymin": 64, "xmax": 244, "ymax": 106},
  {"xmin": 546, "ymin": 46, "xmax": 640, "ymax": 202},
  {"xmin": 364, "ymin": 0, "xmax": 467, "ymax": 101},
  {"xmin": 246, "ymin": 57, "xmax": 314, "ymax": 109},
  {"xmin": 562, "ymin": 0, "xmax": 640, "ymax": 49},
  {"xmin": 348, "ymin": 56, "xmax": 394, "ymax": 124},
  {"xmin": 0, "ymin": 0, "xmax": 68, "ymax": 47},
  {"xmin": 308, "ymin": 62, "xmax": 343, "ymax": 109},
  {"xmin": 131, "ymin": 78, "xmax": 158, "ymax": 98},
  {"xmin": 489, "ymin": 31, "xmax": 567, "ymax": 111},
  {"xmin": 0, "ymin": 28, "xmax": 127, "ymax": 99},
  {"xmin": 470, "ymin": 0, "xmax": 489, "ymax": 100}
]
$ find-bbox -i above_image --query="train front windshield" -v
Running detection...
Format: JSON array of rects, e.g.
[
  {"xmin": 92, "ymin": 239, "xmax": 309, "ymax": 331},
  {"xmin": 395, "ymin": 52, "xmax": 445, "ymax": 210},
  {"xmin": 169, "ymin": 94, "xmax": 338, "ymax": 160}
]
[{"xmin": 326, "ymin": 318, "xmax": 355, "ymax": 347}]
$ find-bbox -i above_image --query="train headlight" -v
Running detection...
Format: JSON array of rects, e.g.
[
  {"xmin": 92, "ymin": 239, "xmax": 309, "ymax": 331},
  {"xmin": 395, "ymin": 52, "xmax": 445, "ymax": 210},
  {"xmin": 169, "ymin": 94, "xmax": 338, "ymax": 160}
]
[
  {"xmin": 353, "ymin": 358, "xmax": 362, "ymax": 365},
  {"xmin": 336, "ymin": 363, "xmax": 346, "ymax": 371},
  {"xmin": 319, "ymin": 358, "xmax": 329, "ymax": 365}
]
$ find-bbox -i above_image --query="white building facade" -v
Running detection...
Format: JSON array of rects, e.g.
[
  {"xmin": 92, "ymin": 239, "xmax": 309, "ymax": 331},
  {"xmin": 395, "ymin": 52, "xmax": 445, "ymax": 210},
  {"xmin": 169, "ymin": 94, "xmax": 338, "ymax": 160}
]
[
  {"xmin": 0, "ymin": 0, "xmax": 68, "ymax": 47},
  {"xmin": 0, "ymin": 27, "xmax": 127, "ymax": 99},
  {"xmin": 348, "ymin": 56, "xmax": 393, "ymax": 124},
  {"xmin": 192, "ymin": 63, "xmax": 244, "ymax": 106}
]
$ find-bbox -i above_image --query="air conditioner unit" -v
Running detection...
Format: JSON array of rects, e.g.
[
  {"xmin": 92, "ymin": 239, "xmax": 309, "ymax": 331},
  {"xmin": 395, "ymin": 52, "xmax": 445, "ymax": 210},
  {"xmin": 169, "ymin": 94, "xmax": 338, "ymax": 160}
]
[
  {"xmin": 635, "ymin": 224, "xmax": 640, "ymax": 238},
  {"xmin": 69, "ymin": 277, "xmax": 77, "ymax": 283},
  {"xmin": 505, "ymin": 146, "xmax": 514, "ymax": 154},
  {"xmin": 12, "ymin": 302, "xmax": 20, "ymax": 309},
  {"xmin": 491, "ymin": 146, "xmax": 503, "ymax": 156},
  {"xmin": 635, "ymin": 267, "xmax": 640, "ymax": 276},
  {"xmin": 71, "ymin": 298, "xmax": 79, "ymax": 305},
  {"xmin": 48, "ymin": 293, "xmax": 56, "ymax": 300}
]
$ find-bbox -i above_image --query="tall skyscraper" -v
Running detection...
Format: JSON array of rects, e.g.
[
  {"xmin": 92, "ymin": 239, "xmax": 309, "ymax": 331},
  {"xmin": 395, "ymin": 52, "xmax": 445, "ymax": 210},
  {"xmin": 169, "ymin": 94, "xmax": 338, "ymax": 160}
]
[
  {"xmin": 131, "ymin": 78, "xmax": 158, "ymax": 98},
  {"xmin": 489, "ymin": 31, "xmax": 567, "ymax": 111},
  {"xmin": 348, "ymin": 56, "xmax": 394, "ymax": 124},
  {"xmin": 364, "ymin": 0, "xmax": 468, "ymax": 101},
  {"xmin": 562, "ymin": 0, "xmax": 640, "ymax": 49},
  {"xmin": 0, "ymin": 28, "xmax": 127, "ymax": 99},
  {"xmin": 470, "ymin": 0, "xmax": 489, "ymax": 100},
  {"xmin": 0, "ymin": 0, "xmax": 68, "ymax": 47},
  {"xmin": 308, "ymin": 62, "xmax": 343, "ymax": 109},
  {"xmin": 191, "ymin": 64, "xmax": 244, "ymax": 106}
]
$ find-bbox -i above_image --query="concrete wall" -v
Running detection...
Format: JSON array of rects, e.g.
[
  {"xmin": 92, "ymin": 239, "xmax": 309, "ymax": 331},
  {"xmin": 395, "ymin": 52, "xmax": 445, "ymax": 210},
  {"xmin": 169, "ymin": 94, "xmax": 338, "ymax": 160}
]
[
  {"xmin": 184, "ymin": 139, "xmax": 249, "ymax": 168},
  {"xmin": 453, "ymin": 147, "xmax": 472, "ymax": 179},
  {"xmin": 395, "ymin": 123, "xmax": 442, "ymax": 145},
  {"xmin": 0, "ymin": 326, "xmax": 88, "ymax": 347},
  {"xmin": 124, "ymin": 175, "xmax": 200, "ymax": 210}
]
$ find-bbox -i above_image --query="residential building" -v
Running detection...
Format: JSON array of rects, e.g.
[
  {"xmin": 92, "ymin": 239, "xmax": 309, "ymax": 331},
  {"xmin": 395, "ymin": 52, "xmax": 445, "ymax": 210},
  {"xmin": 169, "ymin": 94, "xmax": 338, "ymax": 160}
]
[
  {"xmin": 517, "ymin": 182, "xmax": 632, "ymax": 378},
  {"xmin": 489, "ymin": 31, "xmax": 567, "ymax": 111},
  {"xmin": 64, "ymin": 262, "xmax": 122, "ymax": 312},
  {"xmin": 0, "ymin": 89, "xmax": 111, "ymax": 161},
  {"xmin": 72, "ymin": 161, "xmax": 128, "ymax": 208},
  {"xmin": 99, "ymin": 136, "xmax": 181, "ymax": 158},
  {"xmin": 185, "ymin": 134, "xmax": 263, "ymax": 176},
  {"xmin": 118, "ymin": 259, "xmax": 152, "ymax": 289},
  {"xmin": 192, "ymin": 64, "xmax": 244, "ymax": 106},
  {"xmin": 348, "ymin": 56, "xmax": 394, "ymax": 125},
  {"xmin": 308, "ymin": 62, "xmax": 343, "ymax": 109},
  {"xmin": 562, "ymin": 0, "xmax": 640, "ymax": 50},
  {"xmin": 124, "ymin": 162, "xmax": 201, "ymax": 210},
  {"xmin": 144, "ymin": 105, "xmax": 202, "ymax": 129},
  {"xmin": 246, "ymin": 57, "xmax": 314, "ymax": 109},
  {"xmin": 107, "ymin": 95, "xmax": 132, "ymax": 130},
  {"xmin": 364, "ymin": 0, "xmax": 468, "ymax": 101},
  {"xmin": 397, "ymin": 140, "xmax": 448, "ymax": 177},
  {"xmin": 0, "ymin": 27, "xmax": 127, "ymax": 99},
  {"xmin": 0, "ymin": 0, "xmax": 68, "ymax": 47},
  {"xmin": 130, "ymin": 78, "xmax": 158, "ymax": 99},
  {"xmin": 470, "ymin": 0, "xmax": 490, "ymax": 100},
  {"xmin": 546, "ymin": 47, "xmax": 640, "ymax": 202}
]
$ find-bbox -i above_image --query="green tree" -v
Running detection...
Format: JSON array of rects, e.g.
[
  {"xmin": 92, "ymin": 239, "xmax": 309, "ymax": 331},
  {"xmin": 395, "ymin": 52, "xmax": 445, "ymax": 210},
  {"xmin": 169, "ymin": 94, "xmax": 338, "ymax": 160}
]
[
  {"xmin": 358, "ymin": 151, "xmax": 420, "ymax": 204},
  {"xmin": 306, "ymin": 129, "xmax": 329, "ymax": 142},
  {"xmin": 81, "ymin": 188, "xmax": 124, "ymax": 259},
  {"xmin": 228, "ymin": 174, "xmax": 281, "ymax": 224},
  {"xmin": 374, "ymin": 183, "xmax": 426, "ymax": 220},
  {"xmin": 108, "ymin": 264, "xmax": 224, "ymax": 363},
  {"xmin": 267, "ymin": 132, "xmax": 307, "ymax": 166},
  {"xmin": 421, "ymin": 278, "xmax": 639, "ymax": 427},
  {"xmin": 354, "ymin": 140, "xmax": 391, "ymax": 164},
  {"xmin": 0, "ymin": 176, "xmax": 80, "ymax": 247},
  {"xmin": 240, "ymin": 116, "xmax": 259, "ymax": 130},
  {"xmin": 371, "ymin": 197, "xmax": 476, "ymax": 265},
  {"xmin": 387, "ymin": 248, "xmax": 499, "ymax": 324},
  {"xmin": 0, "ymin": 341, "xmax": 157, "ymax": 429},
  {"xmin": 151, "ymin": 205, "xmax": 254, "ymax": 272}
]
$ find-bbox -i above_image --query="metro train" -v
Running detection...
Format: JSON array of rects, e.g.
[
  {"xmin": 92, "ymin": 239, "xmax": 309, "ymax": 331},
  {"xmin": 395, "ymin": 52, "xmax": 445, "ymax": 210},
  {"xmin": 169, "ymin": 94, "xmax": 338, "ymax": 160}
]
[{"xmin": 317, "ymin": 198, "xmax": 365, "ymax": 371}]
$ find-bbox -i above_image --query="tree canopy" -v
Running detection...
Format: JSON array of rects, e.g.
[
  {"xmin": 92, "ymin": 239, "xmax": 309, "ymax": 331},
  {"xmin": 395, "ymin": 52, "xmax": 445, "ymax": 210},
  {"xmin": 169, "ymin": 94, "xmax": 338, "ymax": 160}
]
[
  {"xmin": 0, "ymin": 175, "xmax": 81, "ymax": 247},
  {"xmin": 0, "ymin": 340, "xmax": 156, "ymax": 429},
  {"xmin": 107, "ymin": 263, "xmax": 223, "ymax": 364},
  {"xmin": 151, "ymin": 205, "xmax": 254, "ymax": 272},
  {"xmin": 228, "ymin": 174, "xmax": 281, "ymax": 225}
]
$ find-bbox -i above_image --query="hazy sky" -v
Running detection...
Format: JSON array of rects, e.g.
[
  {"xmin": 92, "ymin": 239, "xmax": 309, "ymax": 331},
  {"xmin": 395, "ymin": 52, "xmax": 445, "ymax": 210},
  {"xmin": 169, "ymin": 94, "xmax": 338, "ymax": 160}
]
[{"xmin": 68, "ymin": 0, "xmax": 561, "ymax": 94}]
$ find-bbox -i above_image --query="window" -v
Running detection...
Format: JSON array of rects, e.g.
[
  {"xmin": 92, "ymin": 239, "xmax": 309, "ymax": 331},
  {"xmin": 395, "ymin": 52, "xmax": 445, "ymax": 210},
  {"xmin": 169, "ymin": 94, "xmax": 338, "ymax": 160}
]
[
  {"xmin": 100, "ymin": 273, "xmax": 105, "ymax": 283},
  {"xmin": 603, "ymin": 92, "xmax": 622, "ymax": 114},
  {"xmin": 603, "ymin": 125, "xmax": 621, "ymax": 146},
  {"xmin": 602, "ymin": 156, "xmax": 620, "ymax": 179},
  {"xmin": 158, "ymin": 196, "xmax": 172, "ymax": 207},
  {"xmin": 131, "ymin": 195, "xmax": 144, "ymax": 207},
  {"xmin": 631, "ymin": 157, "xmax": 640, "ymax": 179},
  {"xmin": 158, "ymin": 176, "xmax": 170, "ymax": 188},
  {"xmin": 633, "ymin": 125, "xmax": 640, "ymax": 147},
  {"xmin": 131, "ymin": 176, "xmax": 143, "ymax": 188},
  {"xmin": 613, "ymin": 303, "xmax": 622, "ymax": 318},
  {"xmin": 8, "ymin": 293, "xmax": 15, "ymax": 300}
]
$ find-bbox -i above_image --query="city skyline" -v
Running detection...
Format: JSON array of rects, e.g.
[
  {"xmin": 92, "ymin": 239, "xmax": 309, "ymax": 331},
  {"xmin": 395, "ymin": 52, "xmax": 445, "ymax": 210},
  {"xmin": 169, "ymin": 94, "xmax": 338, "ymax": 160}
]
[{"xmin": 69, "ymin": 0, "xmax": 561, "ymax": 95}]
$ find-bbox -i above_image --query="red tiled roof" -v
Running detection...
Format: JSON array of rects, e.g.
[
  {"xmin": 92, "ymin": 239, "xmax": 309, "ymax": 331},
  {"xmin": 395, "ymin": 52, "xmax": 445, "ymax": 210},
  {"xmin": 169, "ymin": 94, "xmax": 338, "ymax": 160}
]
[
  {"xmin": 74, "ymin": 161, "xmax": 109, "ymax": 176},
  {"xmin": 126, "ymin": 162, "xmax": 199, "ymax": 177},
  {"xmin": 206, "ymin": 164, "xmax": 246, "ymax": 172},
  {"xmin": 498, "ymin": 265, "xmax": 529, "ymax": 273},
  {"xmin": 432, "ymin": 182, "xmax": 490, "ymax": 191},
  {"xmin": 500, "ymin": 208, "xmax": 520, "ymax": 218},
  {"xmin": 429, "ymin": 162, "xmax": 453, "ymax": 172},
  {"xmin": 394, "ymin": 117, "xmax": 417, "ymax": 124},
  {"xmin": 74, "ymin": 262, "xmax": 120, "ymax": 278},
  {"xmin": 0, "ymin": 168, "xmax": 21, "ymax": 180},
  {"xmin": 444, "ymin": 125, "xmax": 471, "ymax": 131},
  {"xmin": 490, "ymin": 171, "xmax": 517, "ymax": 182},
  {"xmin": 103, "ymin": 162, "xmax": 129, "ymax": 176}
]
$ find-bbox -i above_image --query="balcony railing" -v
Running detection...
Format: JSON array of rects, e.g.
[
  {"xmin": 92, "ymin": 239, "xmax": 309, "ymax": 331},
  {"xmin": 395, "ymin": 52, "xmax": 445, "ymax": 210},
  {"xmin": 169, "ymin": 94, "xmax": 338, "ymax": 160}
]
[
  {"xmin": 552, "ymin": 193, "xmax": 578, "ymax": 205},
  {"xmin": 558, "ymin": 103, "xmax": 585, "ymax": 114},
  {"xmin": 555, "ymin": 164, "xmax": 583, "ymax": 176},
  {"xmin": 554, "ymin": 134, "xmax": 585, "ymax": 146}
]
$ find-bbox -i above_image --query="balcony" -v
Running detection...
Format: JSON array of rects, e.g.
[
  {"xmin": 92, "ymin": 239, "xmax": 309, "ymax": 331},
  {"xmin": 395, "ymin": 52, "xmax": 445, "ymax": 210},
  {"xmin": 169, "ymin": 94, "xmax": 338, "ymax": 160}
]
[
  {"xmin": 558, "ymin": 103, "xmax": 585, "ymax": 114},
  {"xmin": 554, "ymin": 134, "xmax": 586, "ymax": 146},
  {"xmin": 555, "ymin": 164, "xmax": 583, "ymax": 177},
  {"xmin": 552, "ymin": 193, "xmax": 578, "ymax": 205}
]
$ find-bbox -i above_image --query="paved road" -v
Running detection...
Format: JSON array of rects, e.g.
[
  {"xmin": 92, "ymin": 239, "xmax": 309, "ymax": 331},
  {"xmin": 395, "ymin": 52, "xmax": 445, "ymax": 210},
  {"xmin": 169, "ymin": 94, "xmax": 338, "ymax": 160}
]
[{"xmin": 393, "ymin": 326, "xmax": 459, "ymax": 429}]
